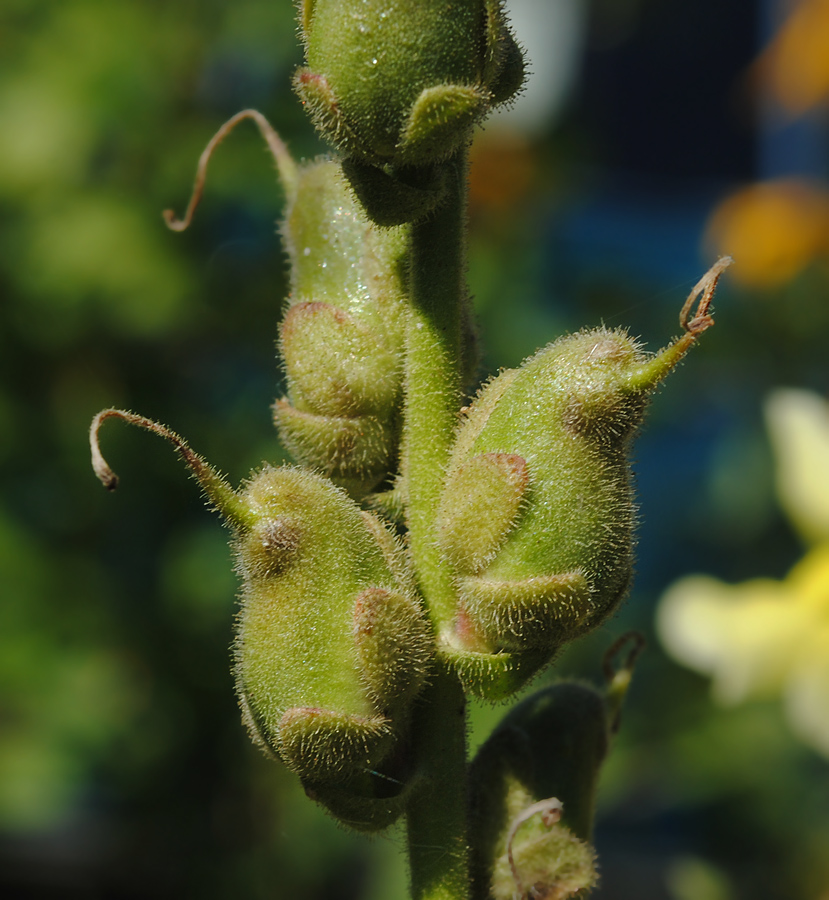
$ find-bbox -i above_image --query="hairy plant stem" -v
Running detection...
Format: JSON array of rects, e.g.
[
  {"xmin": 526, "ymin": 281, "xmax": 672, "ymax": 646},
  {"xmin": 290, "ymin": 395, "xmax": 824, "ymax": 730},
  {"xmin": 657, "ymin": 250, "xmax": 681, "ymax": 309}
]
[
  {"xmin": 402, "ymin": 154, "xmax": 470, "ymax": 900},
  {"xmin": 404, "ymin": 153, "xmax": 466, "ymax": 624},
  {"xmin": 406, "ymin": 667, "xmax": 469, "ymax": 900}
]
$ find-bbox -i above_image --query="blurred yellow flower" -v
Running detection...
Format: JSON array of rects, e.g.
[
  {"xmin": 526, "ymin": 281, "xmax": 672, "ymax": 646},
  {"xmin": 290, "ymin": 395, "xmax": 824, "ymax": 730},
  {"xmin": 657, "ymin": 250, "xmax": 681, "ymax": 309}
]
[
  {"xmin": 703, "ymin": 0, "xmax": 829, "ymax": 290},
  {"xmin": 657, "ymin": 389, "xmax": 829, "ymax": 757},
  {"xmin": 756, "ymin": 0, "xmax": 829, "ymax": 116},
  {"xmin": 705, "ymin": 179, "xmax": 829, "ymax": 289}
]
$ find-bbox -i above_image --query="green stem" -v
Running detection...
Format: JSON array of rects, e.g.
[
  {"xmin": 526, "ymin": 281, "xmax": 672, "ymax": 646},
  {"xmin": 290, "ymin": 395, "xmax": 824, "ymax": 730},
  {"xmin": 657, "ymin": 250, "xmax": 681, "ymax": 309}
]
[
  {"xmin": 401, "ymin": 154, "xmax": 470, "ymax": 899},
  {"xmin": 403, "ymin": 154, "xmax": 466, "ymax": 628},
  {"xmin": 406, "ymin": 666, "xmax": 469, "ymax": 900}
]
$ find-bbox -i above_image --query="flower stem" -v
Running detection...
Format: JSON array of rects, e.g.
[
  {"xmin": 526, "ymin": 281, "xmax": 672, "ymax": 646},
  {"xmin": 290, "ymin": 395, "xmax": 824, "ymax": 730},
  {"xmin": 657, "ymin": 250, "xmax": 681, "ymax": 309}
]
[
  {"xmin": 406, "ymin": 665, "xmax": 469, "ymax": 900},
  {"xmin": 403, "ymin": 153, "xmax": 467, "ymax": 629},
  {"xmin": 401, "ymin": 154, "xmax": 470, "ymax": 899}
]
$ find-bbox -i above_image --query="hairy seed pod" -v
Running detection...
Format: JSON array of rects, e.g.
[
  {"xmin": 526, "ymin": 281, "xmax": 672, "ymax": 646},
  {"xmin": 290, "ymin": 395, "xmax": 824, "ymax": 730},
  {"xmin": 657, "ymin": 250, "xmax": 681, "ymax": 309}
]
[
  {"xmin": 160, "ymin": 116, "xmax": 414, "ymax": 501},
  {"xmin": 468, "ymin": 683, "xmax": 604, "ymax": 900},
  {"xmin": 468, "ymin": 635, "xmax": 643, "ymax": 900},
  {"xmin": 438, "ymin": 259, "xmax": 731, "ymax": 697},
  {"xmin": 275, "ymin": 156, "xmax": 479, "ymax": 498},
  {"xmin": 235, "ymin": 465, "xmax": 435, "ymax": 831},
  {"xmin": 295, "ymin": 0, "xmax": 524, "ymax": 168},
  {"xmin": 274, "ymin": 158, "xmax": 409, "ymax": 498},
  {"xmin": 234, "ymin": 467, "xmax": 432, "ymax": 767},
  {"xmin": 90, "ymin": 411, "xmax": 433, "ymax": 831},
  {"xmin": 236, "ymin": 468, "xmax": 434, "ymax": 829},
  {"xmin": 294, "ymin": 0, "xmax": 525, "ymax": 224}
]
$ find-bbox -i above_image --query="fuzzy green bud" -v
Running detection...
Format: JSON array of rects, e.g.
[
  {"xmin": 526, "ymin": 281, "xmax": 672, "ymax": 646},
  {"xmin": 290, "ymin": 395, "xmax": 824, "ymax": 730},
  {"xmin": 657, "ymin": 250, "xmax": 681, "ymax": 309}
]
[
  {"xmin": 295, "ymin": 0, "xmax": 523, "ymax": 166},
  {"xmin": 438, "ymin": 259, "xmax": 730, "ymax": 695},
  {"xmin": 468, "ymin": 683, "xmax": 607, "ymax": 900},
  {"xmin": 90, "ymin": 411, "xmax": 433, "ymax": 831},
  {"xmin": 234, "ymin": 468, "xmax": 432, "ymax": 785},
  {"xmin": 294, "ymin": 0, "xmax": 525, "ymax": 223},
  {"xmin": 275, "ymin": 159, "xmax": 409, "ymax": 498}
]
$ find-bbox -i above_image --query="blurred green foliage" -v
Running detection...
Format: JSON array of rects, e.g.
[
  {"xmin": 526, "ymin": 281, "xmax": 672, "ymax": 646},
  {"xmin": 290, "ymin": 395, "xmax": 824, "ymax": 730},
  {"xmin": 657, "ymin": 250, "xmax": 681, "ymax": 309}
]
[{"xmin": 2, "ymin": 1, "xmax": 829, "ymax": 898}]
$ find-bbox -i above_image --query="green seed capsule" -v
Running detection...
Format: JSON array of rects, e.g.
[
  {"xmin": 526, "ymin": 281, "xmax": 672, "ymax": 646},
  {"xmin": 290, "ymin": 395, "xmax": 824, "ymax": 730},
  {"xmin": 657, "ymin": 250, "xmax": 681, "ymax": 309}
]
[
  {"xmin": 90, "ymin": 410, "xmax": 433, "ymax": 831},
  {"xmin": 438, "ymin": 259, "xmax": 731, "ymax": 696},
  {"xmin": 468, "ymin": 634, "xmax": 643, "ymax": 900},
  {"xmin": 233, "ymin": 467, "xmax": 431, "ymax": 769},
  {"xmin": 236, "ymin": 468, "xmax": 434, "ymax": 829},
  {"xmin": 276, "ymin": 156, "xmax": 479, "ymax": 496},
  {"xmin": 162, "ymin": 117, "xmax": 411, "ymax": 500},
  {"xmin": 275, "ymin": 159, "xmax": 409, "ymax": 498},
  {"xmin": 295, "ymin": 0, "xmax": 523, "ymax": 168}
]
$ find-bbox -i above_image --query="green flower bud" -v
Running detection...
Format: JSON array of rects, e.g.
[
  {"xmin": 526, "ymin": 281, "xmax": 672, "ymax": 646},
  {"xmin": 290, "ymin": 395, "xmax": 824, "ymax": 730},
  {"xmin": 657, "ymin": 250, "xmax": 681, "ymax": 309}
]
[
  {"xmin": 468, "ymin": 683, "xmax": 605, "ymax": 900},
  {"xmin": 275, "ymin": 158, "xmax": 409, "ymax": 498},
  {"xmin": 161, "ymin": 117, "xmax": 411, "ymax": 500},
  {"xmin": 294, "ymin": 0, "xmax": 526, "ymax": 220},
  {"xmin": 439, "ymin": 259, "xmax": 731, "ymax": 695},
  {"xmin": 468, "ymin": 634, "xmax": 643, "ymax": 899},
  {"xmin": 233, "ymin": 465, "xmax": 431, "ymax": 757},
  {"xmin": 90, "ymin": 410, "xmax": 434, "ymax": 831}
]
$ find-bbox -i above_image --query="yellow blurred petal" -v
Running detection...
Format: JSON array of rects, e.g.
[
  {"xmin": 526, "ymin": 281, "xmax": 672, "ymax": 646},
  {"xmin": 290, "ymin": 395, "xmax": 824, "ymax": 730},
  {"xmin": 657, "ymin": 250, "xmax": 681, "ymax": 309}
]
[
  {"xmin": 784, "ymin": 624, "xmax": 829, "ymax": 758},
  {"xmin": 658, "ymin": 576, "xmax": 735, "ymax": 673},
  {"xmin": 657, "ymin": 575, "xmax": 809, "ymax": 704},
  {"xmin": 787, "ymin": 543, "xmax": 829, "ymax": 614},
  {"xmin": 705, "ymin": 180, "xmax": 829, "ymax": 289},
  {"xmin": 760, "ymin": 0, "xmax": 829, "ymax": 115},
  {"xmin": 765, "ymin": 390, "xmax": 829, "ymax": 544}
]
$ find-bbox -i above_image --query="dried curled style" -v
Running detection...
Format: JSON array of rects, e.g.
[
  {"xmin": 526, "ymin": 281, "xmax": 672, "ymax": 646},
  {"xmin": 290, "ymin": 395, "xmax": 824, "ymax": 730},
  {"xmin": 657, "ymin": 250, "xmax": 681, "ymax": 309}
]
[
  {"xmin": 680, "ymin": 254, "xmax": 733, "ymax": 335},
  {"xmin": 506, "ymin": 797, "xmax": 564, "ymax": 900},
  {"xmin": 89, "ymin": 408, "xmax": 245, "ymax": 524},
  {"xmin": 162, "ymin": 109, "xmax": 297, "ymax": 232}
]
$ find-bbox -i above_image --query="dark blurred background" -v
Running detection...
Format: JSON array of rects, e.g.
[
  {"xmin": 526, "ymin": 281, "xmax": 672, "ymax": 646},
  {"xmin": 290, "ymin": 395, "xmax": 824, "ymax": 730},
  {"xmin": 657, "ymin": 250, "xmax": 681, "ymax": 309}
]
[{"xmin": 1, "ymin": 1, "xmax": 828, "ymax": 898}]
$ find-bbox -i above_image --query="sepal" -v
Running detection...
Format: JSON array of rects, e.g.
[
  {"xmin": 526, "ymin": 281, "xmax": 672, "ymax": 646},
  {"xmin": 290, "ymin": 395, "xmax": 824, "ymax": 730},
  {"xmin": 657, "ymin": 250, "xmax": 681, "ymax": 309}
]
[
  {"xmin": 303, "ymin": 773, "xmax": 419, "ymax": 833},
  {"xmin": 340, "ymin": 157, "xmax": 448, "ymax": 226},
  {"xmin": 273, "ymin": 400, "xmax": 396, "ymax": 496},
  {"xmin": 277, "ymin": 707, "xmax": 394, "ymax": 782},
  {"xmin": 437, "ymin": 451, "xmax": 529, "ymax": 575},
  {"xmin": 397, "ymin": 84, "xmax": 490, "ymax": 167},
  {"xmin": 487, "ymin": 25, "xmax": 526, "ymax": 105},
  {"xmin": 280, "ymin": 301, "xmax": 400, "ymax": 419},
  {"xmin": 459, "ymin": 571, "xmax": 592, "ymax": 652},
  {"xmin": 441, "ymin": 644, "xmax": 547, "ymax": 702},
  {"xmin": 354, "ymin": 587, "xmax": 433, "ymax": 711}
]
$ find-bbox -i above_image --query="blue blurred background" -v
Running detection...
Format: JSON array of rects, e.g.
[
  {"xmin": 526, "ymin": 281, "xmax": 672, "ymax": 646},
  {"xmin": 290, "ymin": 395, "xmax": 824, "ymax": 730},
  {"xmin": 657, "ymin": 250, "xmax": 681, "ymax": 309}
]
[{"xmin": 2, "ymin": 1, "xmax": 828, "ymax": 897}]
